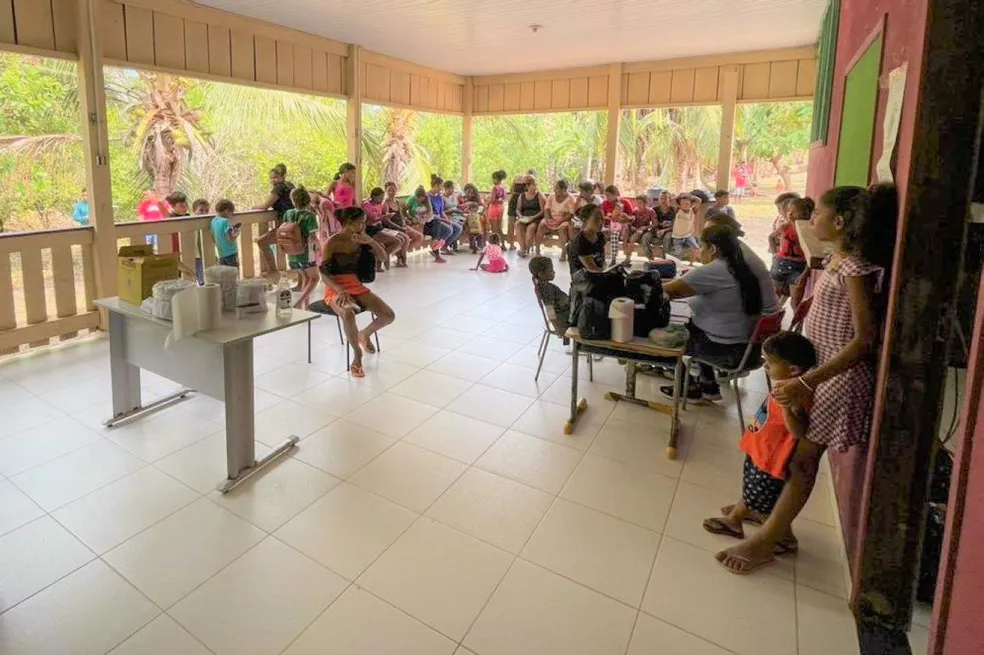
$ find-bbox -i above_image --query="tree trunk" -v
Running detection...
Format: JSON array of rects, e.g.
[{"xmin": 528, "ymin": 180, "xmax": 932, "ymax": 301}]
[{"xmin": 771, "ymin": 153, "xmax": 792, "ymax": 191}]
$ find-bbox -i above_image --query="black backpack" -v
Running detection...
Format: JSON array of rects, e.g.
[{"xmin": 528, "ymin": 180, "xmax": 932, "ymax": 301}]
[
  {"xmin": 624, "ymin": 270, "xmax": 671, "ymax": 336},
  {"xmin": 570, "ymin": 268, "xmax": 626, "ymax": 340}
]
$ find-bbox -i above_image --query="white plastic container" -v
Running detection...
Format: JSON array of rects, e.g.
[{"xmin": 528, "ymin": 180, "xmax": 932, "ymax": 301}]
[{"xmin": 608, "ymin": 297, "xmax": 635, "ymax": 342}]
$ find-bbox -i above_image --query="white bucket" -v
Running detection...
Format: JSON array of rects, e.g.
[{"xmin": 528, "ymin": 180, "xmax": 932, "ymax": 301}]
[{"xmin": 608, "ymin": 297, "xmax": 635, "ymax": 342}]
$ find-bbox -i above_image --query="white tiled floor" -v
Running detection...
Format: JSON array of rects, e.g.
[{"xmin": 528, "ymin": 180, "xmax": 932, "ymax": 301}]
[{"xmin": 0, "ymin": 251, "xmax": 860, "ymax": 654}]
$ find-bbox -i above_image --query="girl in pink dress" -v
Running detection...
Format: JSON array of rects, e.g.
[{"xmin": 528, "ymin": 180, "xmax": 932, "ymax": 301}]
[
  {"xmin": 716, "ymin": 184, "xmax": 897, "ymax": 576},
  {"xmin": 486, "ymin": 170, "xmax": 507, "ymax": 241},
  {"xmin": 474, "ymin": 233, "xmax": 508, "ymax": 273}
]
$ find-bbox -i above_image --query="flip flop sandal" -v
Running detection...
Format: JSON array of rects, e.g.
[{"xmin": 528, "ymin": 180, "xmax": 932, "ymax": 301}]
[
  {"xmin": 358, "ymin": 334, "xmax": 377, "ymax": 354},
  {"xmin": 717, "ymin": 552, "xmax": 775, "ymax": 576},
  {"xmin": 702, "ymin": 517, "xmax": 745, "ymax": 539},
  {"xmin": 720, "ymin": 505, "xmax": 765, "ymax": 525},
  {"xmin": 349, "ymin": 363, "xmax": 365, "ymax": 378},
  {"xmin": 773, "ymin": 538, "xmax": 799, "ymax": 556}
]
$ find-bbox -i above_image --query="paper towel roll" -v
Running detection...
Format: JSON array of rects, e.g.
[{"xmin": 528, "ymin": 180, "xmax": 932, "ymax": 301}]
[
  {"xmin": 608, "ymin": 297, "xmax": 635, "ymax": 343},
  {"xmin": 167, "ymin": 284, "xmax": 222, "ymax": 347},
  {"xmin": 204, "ymin": 265, "xmax": 239, "ymax": 311}
]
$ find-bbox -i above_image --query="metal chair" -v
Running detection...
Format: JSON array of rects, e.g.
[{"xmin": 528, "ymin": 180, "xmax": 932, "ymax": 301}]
[
  {"xmin": 683, "ymin": 312, "xmax": 785, "ymax": 433},
  {"xmin": 789, "ymin": 296, "xmax": 813, "ymax": 334},
  {"xmin": 307, "ymin": 300, "xmax": 381, "ymax": 368},
  {"xmin": 532, "ymin": 280, "xmax": 593, "ymax": 382}
]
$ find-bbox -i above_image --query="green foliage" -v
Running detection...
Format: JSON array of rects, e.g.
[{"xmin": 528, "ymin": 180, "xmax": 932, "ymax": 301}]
[{"xmin": 735, "ymin": 102, "xmax": 812, "ymax": 161}]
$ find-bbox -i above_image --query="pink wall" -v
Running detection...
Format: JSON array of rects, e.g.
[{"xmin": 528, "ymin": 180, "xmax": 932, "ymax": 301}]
[{"xmin": 805, "ymin": 0, "xmax": 928, "ymax": 569}]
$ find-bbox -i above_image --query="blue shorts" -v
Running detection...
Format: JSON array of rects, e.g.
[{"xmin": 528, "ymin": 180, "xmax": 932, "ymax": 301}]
[
  {"xmin": 219, "ymin": 253, "xmax": 239, "ymax": 268},
  {"xmin": 671, "ymin": 236, "xmax": 698, "ymax": 252},
  {"xmin": 289, "ymin": 261, "xmax": 315, "ymax": 270}
]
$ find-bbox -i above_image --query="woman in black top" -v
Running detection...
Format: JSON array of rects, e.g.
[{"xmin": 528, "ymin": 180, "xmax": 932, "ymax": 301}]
[
  {"xmin": 506, "ymin": 173, "xmax": 532, "ymax": 251},
  {"xmin": 514, "ymin": 179, "xmax": 545, "ymax": 258},
  {"xmin": 569, "ymin": 203, "xmax": 607, "ymax": 275},
  {"xmin": 252, "ymin": 163, "xmax": 295, "ymax": 279}
]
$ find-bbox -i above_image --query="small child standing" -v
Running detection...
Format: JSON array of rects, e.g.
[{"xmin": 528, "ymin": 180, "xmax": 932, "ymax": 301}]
[
  {"xmin": 192, "ymin": 199, "xmax": 210, "ymax": 215},
  {"xmin": 771, "ymin": 197, "xmax": 814, "ymax": 306},
  {"xmin": 210, "ymin": 199, "xmax": 241, "ymax": 268},
  {"xmin": 529, "ymin": 256, "xmax": 570, "ymax": 333},
  {"xmin": 702, "ymin": 332, "xmax": 818, "ymax": 560},
  {"xmin": 474, "ymin": 233, "xmax": 509, "ymax": 273},
  {"xmin": 671, "ymin": 194, "xmax": 698, "ymax": 259},
  {"xmin": 281, "ymin": 187, "xmax": 320, "ymax": 309}
]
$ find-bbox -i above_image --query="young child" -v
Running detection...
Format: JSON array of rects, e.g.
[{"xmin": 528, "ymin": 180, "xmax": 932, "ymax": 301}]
[
  {"xmin": 706, "ymin": 190, "xmax": 736, "ymax": 220},
  {"xmin": 192, "ymin": 198, "xmax": 210, "ymax": 215},
  {"xmin": 362, "ymin": 187, "xmax": 400, "ymax": 272},
  {"xmin": 210, "ymin": 199, "xmax": 241, "ymax": 268},
  {"xmin": 190, "ymin": 198, "xmax": 210, "ymax": 282},
  {"xmin": 623, "ymin": 194, "xmax": 656, "ymax": 262},
  {"xmin": 165, "ymin": 191, "xmax": 190, "ymax": 253},
  {"xmin": 282, "ymin": 187, "xmax": 320, "ymax": 309},
  {"xmin": 671, "ymin": 193, "xmax": 698, "ymax": 259},
  {"xmin": 529, "ymin": 255, "xmax": 570, "ymax": 333},
  {"xmin": 771, "ymin": 197, "xmax": 814, "ymax": 306},
  {"xmin": 715, "ymin": 184, "xmax": 895, "ymax": 575},
  {"xmin": 473, "ymin": 233, "xmax": 508, "ymax": 273},
  {"xmin": 702, "ymin": 332, "xmax": 818, "ymax": 554},
  {"xmin": 487, "ymin": 170, "xmax": 507, "ymax": 241},
  {"xmin": 768, "ymin": 192, "xmax": 800, "ymax": 254},
  {"xmin": 643, "ymin": 190, "xmax": 676, "ymax": 259},
  {"xmin": 461, "ymin": 183, "xmax": 487, "ymax": 252}
]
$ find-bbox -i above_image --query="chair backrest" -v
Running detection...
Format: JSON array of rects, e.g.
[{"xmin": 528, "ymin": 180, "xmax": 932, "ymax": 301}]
[
  {"xmin": 532, "ymin": 279, "xmax": 561, "ymax": 336},
  {"xmin": 732, "ymin": 312, "xmax": 785, "ymax": 373},
  {"xmin": 790, "ymin": 296, "xmax": 813, "ymax": 334}
]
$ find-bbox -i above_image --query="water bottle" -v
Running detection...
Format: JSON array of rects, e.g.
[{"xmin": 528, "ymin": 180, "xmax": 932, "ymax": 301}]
[{"xmin": 276, "ymin": 274, "xmax": 292, "ymax": 320}]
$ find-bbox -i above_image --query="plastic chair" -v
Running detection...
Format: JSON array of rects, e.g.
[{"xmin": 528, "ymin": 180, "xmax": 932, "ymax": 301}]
[
  {"xmin": 307, "ymin": 300, "xmax": 381, "ymax": 369},
  {"xmin": 533, "ymin": 280, "xmax": 593, "ymax": 382},
  {"xmin": 789, "ymin": 296, "xmax": 813, "ymax": 334},
  {"xmin": 683, "ymin": 312, "xmax": 784, "ymax": 433}
]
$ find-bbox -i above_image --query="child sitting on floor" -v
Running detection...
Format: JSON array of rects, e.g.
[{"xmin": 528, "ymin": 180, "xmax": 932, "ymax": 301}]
[
  {"xmin": 473, "ymin": 233, "xmax": 508, "ymax": 273},
  {"xmin": 702, "ymin": 331, "xmax": 818, "ymax": 559},
  {"xmin": 529, "ymin": 255, "xmax": 570, "ymax": 333}
]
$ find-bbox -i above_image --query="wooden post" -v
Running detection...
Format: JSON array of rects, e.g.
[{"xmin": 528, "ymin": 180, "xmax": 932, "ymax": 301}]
[
  {"xmin": 462, "ymin": 78, "xmax": 473, "ymax": 185},
  {"xmin": 77, "ymin": 0, "xmax": 116, "ymax": 327},
  {"xmin": 717, "ymin": 66, "xmax": 740, "ymax": 192},
  {"xmin": 346, "ymin": 44, "xmax": 363, "ymax": 201},
  {"xmin": 604, "ymin": 63, "xmax": 622, "ymax": 187}
]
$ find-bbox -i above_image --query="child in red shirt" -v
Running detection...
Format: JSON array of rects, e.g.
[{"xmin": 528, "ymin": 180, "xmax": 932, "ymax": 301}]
[
  {"xmin": 622, "ymin": 194, "xmax": 655, "ymax": 262},
  {"xmin": 770, "ymin": 197, "xmax": 814, "ymax": 304},
  {"xmin": 702, "ymin": 332, "xmax": 818, "ymax": 561},
  {"xmin": 601, "ymin": 185, "xmax": 633, "ymax": 229}
]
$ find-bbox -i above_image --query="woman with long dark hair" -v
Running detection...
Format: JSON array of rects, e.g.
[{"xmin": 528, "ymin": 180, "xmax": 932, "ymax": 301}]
[{"xmin": 660, "ymin": 224, "xmax": 778, "ymax": 400}]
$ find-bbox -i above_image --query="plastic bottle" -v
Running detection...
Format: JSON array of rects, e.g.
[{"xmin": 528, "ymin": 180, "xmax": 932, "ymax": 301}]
[{"xmin": 276, "ymin": 274, "xmax": 292, "ymax": 320}]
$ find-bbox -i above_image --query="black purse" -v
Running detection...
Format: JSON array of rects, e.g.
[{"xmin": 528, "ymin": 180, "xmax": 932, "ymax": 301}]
[{"xmin": 356, "ymin": 244, "xmax": 376, "ymax": 283}]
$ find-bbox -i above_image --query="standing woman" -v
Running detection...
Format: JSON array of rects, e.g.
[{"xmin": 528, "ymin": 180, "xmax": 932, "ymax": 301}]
[
  {"xmin": 327, "ymin": 163, "xmax": 358, "ymax": 209},
  {"xmin": 514, "ymin": 178, "xmax": 546, "ymax": 258},
  {"xmin": 537, "ymin": 179, "xmax": 577, "ymax": 261},
  {"xmin": 318, "ymin": 207, "xmax": 395, "ymax": 379},
  {"xmin": 715, "ymin": 185, "xmax": 896, "ymax": 575},
  {"xmin": 252, "ymin": 163, "xmax": 295, "ymax": 279}
]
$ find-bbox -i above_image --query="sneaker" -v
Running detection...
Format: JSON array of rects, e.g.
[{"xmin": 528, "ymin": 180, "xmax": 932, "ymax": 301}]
[
  {"xmin": 701, "ymin": 385, "xmax": 723, "ymax": 402},
  {"xmin": 433, "ymin": 255, "xmax": 447, "ymax": 264},
  {"xmin": 659, "ymin": 384, "xmax": 702, "ymax": 401}
]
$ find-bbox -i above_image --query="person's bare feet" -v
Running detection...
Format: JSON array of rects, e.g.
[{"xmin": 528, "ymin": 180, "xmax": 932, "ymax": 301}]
[{"xmin": 715, "ymin": 540, "xmax": 776, "ymax": 575}]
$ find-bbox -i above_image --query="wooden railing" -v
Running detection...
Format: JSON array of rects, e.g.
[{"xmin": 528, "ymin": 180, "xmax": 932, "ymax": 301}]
[{"xmin": 0, "ymin": 226, "xmax": 100, "ymax": 354}]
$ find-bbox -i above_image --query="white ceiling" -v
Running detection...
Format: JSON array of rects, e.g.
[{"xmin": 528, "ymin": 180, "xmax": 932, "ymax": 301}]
[{"xmin": 194, "ymin": 0, "xmax": 826, "ymax": 76}]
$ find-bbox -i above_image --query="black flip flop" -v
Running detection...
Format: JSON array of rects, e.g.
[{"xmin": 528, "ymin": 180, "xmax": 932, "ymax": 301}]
[{"xmin": 702, "ymin": 517, "xmax": 745, "ymax": 540}]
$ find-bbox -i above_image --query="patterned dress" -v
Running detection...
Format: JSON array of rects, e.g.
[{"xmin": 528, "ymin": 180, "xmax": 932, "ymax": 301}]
[{"xmin": 803, "ymin": 255, "xmax": 884, "ymax": 451}]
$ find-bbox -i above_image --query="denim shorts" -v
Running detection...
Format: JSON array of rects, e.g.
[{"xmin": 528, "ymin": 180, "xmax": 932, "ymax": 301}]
[
  {"xmin": 771, "ymin": 258, "xmax": 806, "ymax": 286},
  {"xmin": 219, "ymin": 254, "xmax": 239, "ymax": 268},
  {"xmin": 671, "ymin": 236, "xmax": 698, "ymax": 252},
  {"xmin": 289, "ymin": 261, "xmax": 315, "ymax": 270}
]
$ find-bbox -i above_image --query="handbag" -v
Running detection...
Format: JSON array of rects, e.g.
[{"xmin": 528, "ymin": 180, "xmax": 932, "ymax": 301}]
[{"xmin": 356, "ymin": 244, "xmax": 376, "ymax": 283}]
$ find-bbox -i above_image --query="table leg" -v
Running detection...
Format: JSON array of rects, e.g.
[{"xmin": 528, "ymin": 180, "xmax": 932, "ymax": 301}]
[
  {"xmin": 104, "ymin": 311, "xmax": 192, "ymax": 427},
  {"xmin": 667, "ymin": 355, "xmax": 683, "ymax": 460},
  {"xmin": 624, "ymin": 361, "xmax": 638, "ymax": 400},
  {"xmin": 217, "ymin": 340, "xmax": 297, "ymax": 493},
  {"xmin": 565, "ymin": 341, "xmax": 587, "ymax": 435}
]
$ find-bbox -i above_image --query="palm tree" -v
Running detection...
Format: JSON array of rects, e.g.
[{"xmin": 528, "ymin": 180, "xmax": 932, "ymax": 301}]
[{"xmin": 122, "ymin": 72, "xmax": 208, "ymax": 197}]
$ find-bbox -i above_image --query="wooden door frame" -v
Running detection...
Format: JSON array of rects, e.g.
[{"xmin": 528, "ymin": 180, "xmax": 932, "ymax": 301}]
[{"xmin": 853, "ymin": 0, "xmax": 984, "ymax": 640}]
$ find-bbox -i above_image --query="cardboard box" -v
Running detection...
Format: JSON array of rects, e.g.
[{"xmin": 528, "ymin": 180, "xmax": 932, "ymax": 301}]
[{"xmin": 117, "ymin": 245, "xmax": 180, "ymax": 306}]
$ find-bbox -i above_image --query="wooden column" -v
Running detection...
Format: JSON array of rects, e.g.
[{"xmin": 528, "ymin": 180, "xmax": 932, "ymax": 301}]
[
  {"xmin": 603, "ymin": 63, "xmax": 622, "ymax": 187},
  {"xmin": 716, "ymin": 66, "xmax": 740, "ymax": 192},
  {"xmin": 346, "ymin": 45, "xmax": 363, "ymax": 200},
  {"xmin": 77, "ymin": 0, "xmax": 116, "ymax": 327},
  {"xmin": 462, "ymin": 78, "xmax": 474, "ymax": 185}
]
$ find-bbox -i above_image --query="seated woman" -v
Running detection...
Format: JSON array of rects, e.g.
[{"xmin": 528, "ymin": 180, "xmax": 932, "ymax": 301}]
[
  {"xmin": 405, "ymin": 186, "xmax": 452, "ymax": 263},
  {"xmin": 382, "ymin": 182, "xmax": 422, "ymax": 262},
  {"xmin": 514, "ymin": 178, "xmax": 546, "ymax": 258},
  {"xmin": 569, "ymin": 203, "xmax": 607, "ymax": 275},
  {"xmin": 318, "ymin": 207, "xmax": 396, "ymax": 378},
  {"xmin": 428, "ymin": 175, "xmax": 462, "ymax": 255},
  {"xmin": 659, "ymin": 224, "xmax": 779, "ymax": 401},
  {"xmin": 362, "ymin": 187, "xmax": 403, "ymax": 272},
  {"xmin": 536, "ymin": 179, "xmax": 577, "ymax": 261}
]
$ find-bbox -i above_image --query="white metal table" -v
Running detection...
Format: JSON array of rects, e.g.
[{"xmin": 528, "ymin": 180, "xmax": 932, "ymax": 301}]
[{"xmin": 94, "ymin": 297, "xmax": 319, "ymax": 493}]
